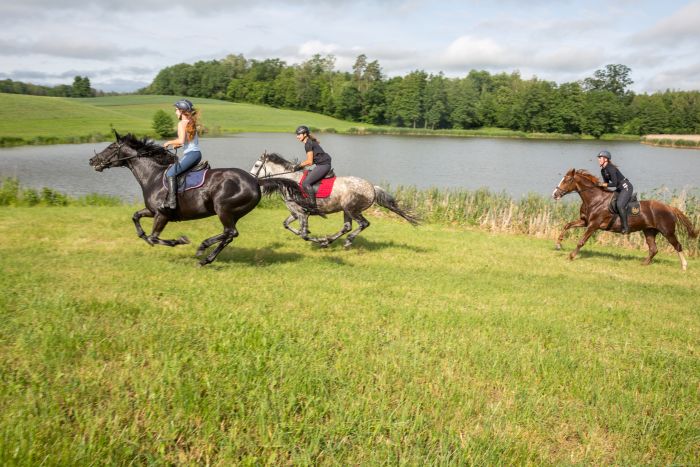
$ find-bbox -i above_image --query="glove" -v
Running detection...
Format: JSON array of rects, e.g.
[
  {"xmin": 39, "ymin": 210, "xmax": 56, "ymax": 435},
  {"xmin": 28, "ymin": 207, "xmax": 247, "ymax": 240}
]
[{"xmin": 293, "ymin": 164, "xmax": 303, "ymax": 172}]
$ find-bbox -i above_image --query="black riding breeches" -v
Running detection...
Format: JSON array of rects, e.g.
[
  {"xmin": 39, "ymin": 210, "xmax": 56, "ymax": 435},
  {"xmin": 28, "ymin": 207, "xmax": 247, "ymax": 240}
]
[
  {"xmin": 302, "ymin": 164, "xmax": 331, "ymax": 193},
  {"xmin": 616, "ymin": 183, "xmax": 633, "ymax": 214}
]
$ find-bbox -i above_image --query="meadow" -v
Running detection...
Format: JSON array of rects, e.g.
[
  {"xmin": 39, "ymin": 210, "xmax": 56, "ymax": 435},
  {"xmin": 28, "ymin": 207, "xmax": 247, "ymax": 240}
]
[
  {"xmin": 0, "ymin": 93, "xmax": 639, "ymax": 147},
  {"xmin": 1, "ymin": 201, "xmax": 698, "ymax": 464}
]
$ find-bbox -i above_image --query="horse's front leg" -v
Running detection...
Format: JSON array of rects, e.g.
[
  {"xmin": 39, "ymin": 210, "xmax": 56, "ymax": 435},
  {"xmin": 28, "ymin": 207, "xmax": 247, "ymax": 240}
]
[
  {"xmin": 132, "ymin": 208, "xmax": 154, "ymax": 244},
  {"xmin": 146, "ymin": 212, "xmax": 190, "ymax": 247},
  {"xmin": 556, "ymin": 218, "xmax": 587, "ymax": 250},
  {"xmin": 283, "ymin": 214, "xmax": 302, "ymax": 236},
  {"xmin": 569, "ymin": 224, "xmax": 599, "ymax": 260}
]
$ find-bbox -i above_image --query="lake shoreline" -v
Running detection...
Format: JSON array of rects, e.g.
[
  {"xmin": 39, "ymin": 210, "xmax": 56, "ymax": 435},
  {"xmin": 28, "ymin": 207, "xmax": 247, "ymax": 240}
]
[{"xmin": 0, "ymin": 127, "xmax": 642, "ymax": 149}]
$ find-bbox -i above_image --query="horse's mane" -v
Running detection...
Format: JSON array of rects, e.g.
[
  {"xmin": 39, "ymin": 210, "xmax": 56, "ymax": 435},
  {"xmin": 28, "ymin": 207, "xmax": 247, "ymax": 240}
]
[
  {"xmin": 265, "ymin": 153, "xmax": 296, "ymax": 171},
  {"xmin": 574, "ymin": 169, "xmax": 601, "ymax": 185},
  {"xmin": 119, "ymin": 133, "xmax": 178, "ymax": 166}
]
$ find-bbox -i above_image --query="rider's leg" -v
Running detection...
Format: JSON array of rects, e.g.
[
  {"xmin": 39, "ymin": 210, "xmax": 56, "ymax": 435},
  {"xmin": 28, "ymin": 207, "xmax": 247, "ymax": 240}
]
[
  {"xmin": 617, "ymin": 184, "xmax": 632, "ymax": 234},
  {"xmin": 161, "ymin": 151, "xmax": 202, "ymax": 209},
  {"xmin": 301, "ymin": 164, "xmax": 331, "ymax": 209}
]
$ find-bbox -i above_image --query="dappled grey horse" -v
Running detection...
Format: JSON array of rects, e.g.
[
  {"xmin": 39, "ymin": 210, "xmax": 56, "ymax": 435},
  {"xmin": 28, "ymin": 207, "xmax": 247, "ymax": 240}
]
[{"xmin": 251, "ymin": 152, "xmax": 419, "ymax": 247}]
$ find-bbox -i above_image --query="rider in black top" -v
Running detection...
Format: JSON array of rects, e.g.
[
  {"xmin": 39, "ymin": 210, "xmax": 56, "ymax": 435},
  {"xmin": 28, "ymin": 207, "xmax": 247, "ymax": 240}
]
[
  {"xmin": 293, "ymin": 125, "xmax": 332, "ymax": 209},
  {"xmin": 597, "ymin": 150, "xmax": 633, "ymax": 234}
]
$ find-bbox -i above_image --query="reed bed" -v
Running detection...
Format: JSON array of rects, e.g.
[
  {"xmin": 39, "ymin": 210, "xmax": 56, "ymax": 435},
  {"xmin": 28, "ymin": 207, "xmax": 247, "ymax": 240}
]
[
  {"xmin": 387, "ymin": 185, "xmax": 700, "ymax": 257},
  {"xmin": 2, "ymin": 177, "xmax": 698, "ymax": 256}
]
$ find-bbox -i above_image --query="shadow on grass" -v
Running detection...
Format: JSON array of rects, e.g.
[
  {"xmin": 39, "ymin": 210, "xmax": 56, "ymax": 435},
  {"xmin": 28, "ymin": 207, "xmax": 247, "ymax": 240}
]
[
  {"xmin": 308, "ymin": 236, "xmax": 430, "ymax": 253},
  {"xmin": 565, "ymin": 248, "xmax": 677, "ymax": 266},
  {"xmin": 181, "ymin": 243, "xmax": 305, "ymax": 267}
]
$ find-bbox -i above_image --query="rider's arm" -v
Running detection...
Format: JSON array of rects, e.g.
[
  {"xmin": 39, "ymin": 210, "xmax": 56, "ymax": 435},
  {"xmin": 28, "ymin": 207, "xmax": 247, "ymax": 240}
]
[
  {"xmin": 299, "ymin": 150, "xmax": 314, "ymax": 168},
  {"xmin": 163, "ymin": 121, "xmax": 186, "ymax": 149}
]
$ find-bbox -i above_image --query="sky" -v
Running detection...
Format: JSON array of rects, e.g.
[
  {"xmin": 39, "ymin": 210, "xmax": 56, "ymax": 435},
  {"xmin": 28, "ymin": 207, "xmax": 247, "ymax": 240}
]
[{"xmin": 1, "ymin": 0, "xmax": 699, "ymax": 94}]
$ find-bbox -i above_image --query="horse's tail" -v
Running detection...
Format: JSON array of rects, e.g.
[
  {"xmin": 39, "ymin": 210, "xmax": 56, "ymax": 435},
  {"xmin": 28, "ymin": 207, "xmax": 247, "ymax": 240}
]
[
  {"xmin": 257, "ymin": 177, "xmax": 323, "ymax": 216},
  {"xmin": 373, "ymin": 186, "xmax": 420, "ymax": 226},
  {"xmin": 672, "ymin": 207, "xmax": 699, "ymax": 239}
]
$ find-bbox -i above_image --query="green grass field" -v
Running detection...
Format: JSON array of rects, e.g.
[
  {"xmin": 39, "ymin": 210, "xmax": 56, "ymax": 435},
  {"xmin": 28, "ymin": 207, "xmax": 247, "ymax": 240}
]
[
  {"xmin": 0, "ymin": 93, "xmax": 640, "ymax": 147},
  {"xmin": 1, "ymin": 205, "xmax": 698, "ymax": 464},
  {"xmin": 0, "ymin": 94, "xmax": 374, "ymax": 146}
]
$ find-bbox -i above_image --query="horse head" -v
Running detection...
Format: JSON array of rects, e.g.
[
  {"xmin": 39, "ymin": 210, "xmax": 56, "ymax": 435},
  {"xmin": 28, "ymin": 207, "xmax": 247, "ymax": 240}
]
[
  {"xmin": 89, "ymin": 133, "xmax": 176, "ymax": 171},
  {"xmin": 250, "ymin": 152, "xmax": 295, "ymax": 178},
  {"xmin": 89, "ymin": 133, "xmax": 135, "ymax": 172},
  {"xmin": 552, "ymin": 169, "xmax": 578, "ymax": 200}
]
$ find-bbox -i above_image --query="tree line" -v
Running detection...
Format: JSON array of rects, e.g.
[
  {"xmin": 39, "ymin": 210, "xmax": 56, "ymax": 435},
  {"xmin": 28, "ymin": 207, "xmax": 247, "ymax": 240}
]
[
  {"xmin": 0, "ymin": 76, "xmax": 99, "ymax": 98},
  {"xmin": 141, "ymin": 55, "xmax": 700, "ymax": 137}
]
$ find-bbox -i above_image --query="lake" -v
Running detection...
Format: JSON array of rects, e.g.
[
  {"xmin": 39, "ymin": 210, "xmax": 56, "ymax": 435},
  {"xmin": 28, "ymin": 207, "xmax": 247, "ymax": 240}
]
[{"xmin": 1, "ymin": 133, "xmax": 699, "ymax": 201}]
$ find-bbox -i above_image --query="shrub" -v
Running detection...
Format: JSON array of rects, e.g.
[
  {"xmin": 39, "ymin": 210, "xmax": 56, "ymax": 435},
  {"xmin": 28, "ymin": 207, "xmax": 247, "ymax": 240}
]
[{"xmin": 152, "ymin": 110, "xmax": 175, "ymax": 138}]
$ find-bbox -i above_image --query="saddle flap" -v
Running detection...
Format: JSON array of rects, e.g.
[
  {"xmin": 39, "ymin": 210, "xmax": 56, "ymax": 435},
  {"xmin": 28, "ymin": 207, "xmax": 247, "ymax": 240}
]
[{"xmin": 608, "ymin": 192, "xmax": 640, "ymax": 216}]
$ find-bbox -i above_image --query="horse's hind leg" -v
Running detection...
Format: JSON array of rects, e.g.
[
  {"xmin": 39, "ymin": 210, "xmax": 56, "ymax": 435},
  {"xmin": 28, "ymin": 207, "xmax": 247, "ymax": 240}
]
[
  {"xmin": 309, "ymin": 212, "xmax": 353, "ymax": 247},
  {"xmin": 343, "ymin": 211, "xmax": 370, "ymax": 248},
  {"xmin": 642, "ymin": 228, "xmax": 659, "ymax": 266},
  {"xmin": 659, "ymin": 229, "xmax": 688, "ymax": 271},
  {"xmin": 198, "ymin": 227, "xmax": 238, "ymax": 266},
  {"xmin": 146, "ymin": 213, "xmax": 190, "ymax": 247}
]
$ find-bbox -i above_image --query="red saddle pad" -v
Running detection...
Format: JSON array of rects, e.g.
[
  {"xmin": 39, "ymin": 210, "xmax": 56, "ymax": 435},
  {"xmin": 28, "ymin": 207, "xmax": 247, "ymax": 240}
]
[{"xmin": 299, "ymin": 171, "xmax": 336, "ymax": 198}]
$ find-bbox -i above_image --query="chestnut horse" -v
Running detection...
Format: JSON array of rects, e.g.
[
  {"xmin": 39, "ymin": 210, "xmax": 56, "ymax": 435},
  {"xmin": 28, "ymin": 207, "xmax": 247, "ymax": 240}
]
[{"xmin": 552, "ymin": 169, "xmax": 697, "ymax": 270}]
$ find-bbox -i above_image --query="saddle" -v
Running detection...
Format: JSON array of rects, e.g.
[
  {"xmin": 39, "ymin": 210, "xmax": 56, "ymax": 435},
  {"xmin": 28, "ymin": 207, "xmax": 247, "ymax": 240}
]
[
  {"xmin": 163, "ymin": 160, "xmax": 211, "ymax": 193},
  {"xmin": 299, "ymin": 169, "xmax": 337, "ymax": 199},
  {"xmin": 608, "ymin": 192, "xmax": 641, "ymax": 216}
]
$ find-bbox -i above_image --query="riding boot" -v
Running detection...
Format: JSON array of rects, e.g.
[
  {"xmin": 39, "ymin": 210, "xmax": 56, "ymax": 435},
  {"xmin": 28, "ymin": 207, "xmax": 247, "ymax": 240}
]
[
  {"xmin": 305, "ymin": 184, "xmax": 318, "ymax": 211},
  {"xmin": 160, "ymin": 176, "xmax": 177, "ymax": 210},
  {"xmin": 620, "ymin": 210, "xmax": 630, "ymax": 234}
]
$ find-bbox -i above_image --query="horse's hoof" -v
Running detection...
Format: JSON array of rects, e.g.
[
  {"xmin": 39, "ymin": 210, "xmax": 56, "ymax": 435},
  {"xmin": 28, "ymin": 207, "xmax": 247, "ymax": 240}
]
[
  {"xmin": 180, "ymin": 236, "xmax": 190, "ymax": 244},
  {"xmin": 555, "ymin": 243, "xmax": 561, "ymax": 250}
]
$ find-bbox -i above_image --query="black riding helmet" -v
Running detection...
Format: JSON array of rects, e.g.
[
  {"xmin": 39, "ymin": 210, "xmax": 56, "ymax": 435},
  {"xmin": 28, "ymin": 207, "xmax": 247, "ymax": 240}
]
[
  {"xmin": 597, "ymin": 150, "xmax": 611, "ymax": 159},
  {"xmin": 174, "ymin": 99, "xmax": 195, "ymax": 112},
  {"xmin": 295, "ymin": 125, "xmax": 310, "ymax": 135}
]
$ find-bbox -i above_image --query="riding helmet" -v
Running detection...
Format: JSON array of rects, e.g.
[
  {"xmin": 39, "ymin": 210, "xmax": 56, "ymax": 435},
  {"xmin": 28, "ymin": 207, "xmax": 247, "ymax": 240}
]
[
  {"xmin": 174, "ymin": 99, "xmax": 195, "ymax": 112},
  {"xmin": 295, "ymin": 125, "xmax": 310, "ymax": 135},
  {"xmin": 597, "ymin": 150, "xmax": 611, "ymax": 159}
]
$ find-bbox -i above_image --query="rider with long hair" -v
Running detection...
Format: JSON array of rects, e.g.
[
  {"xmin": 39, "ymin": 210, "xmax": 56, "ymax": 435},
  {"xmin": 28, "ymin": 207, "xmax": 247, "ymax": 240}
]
[
  {"xmin": 293, "ymin": 125, "xmax": 332, "ymax": 209},
  {"xmin": 597, "ymin": 150, "xmax": 633, "ymax": 234},
  {"xmin": 161, "ymin": 99, "xmax": 202, "ymax": 209}
]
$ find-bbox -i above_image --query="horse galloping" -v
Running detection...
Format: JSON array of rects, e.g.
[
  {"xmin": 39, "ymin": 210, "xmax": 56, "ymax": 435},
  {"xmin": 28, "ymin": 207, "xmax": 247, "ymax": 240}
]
[
  {"xmin": 89, "ymin": 133, "xmax": 309, "ymax": 266},
  {"xmin": 251, "ymin": 152, "xmax": 420, "ymax": 247},
  {"xmin": 552, "ymin": 168, "xmax": 698, "ymax": 270}
]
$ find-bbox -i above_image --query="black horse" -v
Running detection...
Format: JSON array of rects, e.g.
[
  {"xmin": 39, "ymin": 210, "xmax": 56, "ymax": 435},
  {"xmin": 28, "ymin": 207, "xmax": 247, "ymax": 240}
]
[{"xmin": 89, "ymin": 132, "xmax": 308, "ymax": 266}]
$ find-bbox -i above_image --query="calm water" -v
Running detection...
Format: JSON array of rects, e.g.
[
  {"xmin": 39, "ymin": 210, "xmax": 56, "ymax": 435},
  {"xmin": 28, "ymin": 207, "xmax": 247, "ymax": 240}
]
[{"xmin": 1, "ymin": 133, "xmax": 699, "ymax": 201}]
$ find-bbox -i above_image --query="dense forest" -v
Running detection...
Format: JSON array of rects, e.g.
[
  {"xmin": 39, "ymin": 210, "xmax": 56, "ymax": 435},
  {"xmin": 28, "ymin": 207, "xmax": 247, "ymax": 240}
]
[{"xmin": 141, "ymin": 54, "xmax": 700, "ymax": 137}]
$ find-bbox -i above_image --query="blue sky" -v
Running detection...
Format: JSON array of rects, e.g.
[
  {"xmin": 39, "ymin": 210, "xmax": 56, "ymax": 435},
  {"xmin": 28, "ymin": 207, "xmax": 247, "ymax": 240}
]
[{"xmin": 1, "ymin": 0, "xmax": 699, "ymax": 93}]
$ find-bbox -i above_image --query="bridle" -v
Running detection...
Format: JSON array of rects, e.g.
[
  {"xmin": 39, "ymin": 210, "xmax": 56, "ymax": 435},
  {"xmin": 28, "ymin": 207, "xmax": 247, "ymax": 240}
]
[
  {"xmin": 253, "ymin": 153, "xmax": 298, "ymax": 179},
  {"xmin": 94, "ymin": 141, "xmax": 176, "ymax": 168},
  {"xmin": 554, "ymin": 174, "xmax": 599, "ymax": 198}
]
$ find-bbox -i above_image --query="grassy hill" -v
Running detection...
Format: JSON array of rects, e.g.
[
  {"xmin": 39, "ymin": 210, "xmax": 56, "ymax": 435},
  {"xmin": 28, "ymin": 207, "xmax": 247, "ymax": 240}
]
[
  {"xmin": 0, "ymin": 93, "xmax": 374, "ymax": 146},
  {"xmin": 0, "ymin": 205, "xmax": 698, "ymax": 464}
]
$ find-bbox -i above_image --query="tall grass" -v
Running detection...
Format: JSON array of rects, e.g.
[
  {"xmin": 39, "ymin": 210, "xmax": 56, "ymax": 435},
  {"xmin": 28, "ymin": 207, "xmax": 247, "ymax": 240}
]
[
  {"xmin": 3, "ymin": 177, "xmax": 698, "ymax": 255},
  {"xmin": 0, "ymin": 178, "xmax": 121, "ymax": 207},
  {"xmin": 389, "ymin": 185, "xmax": 700, "ymax": 256}
]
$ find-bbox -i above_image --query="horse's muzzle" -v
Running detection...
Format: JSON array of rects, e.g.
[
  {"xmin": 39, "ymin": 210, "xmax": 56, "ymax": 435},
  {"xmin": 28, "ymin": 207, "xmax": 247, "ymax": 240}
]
[{"xmin": 552, "ymin": 187, "xmax": 563, "ymax": 200}]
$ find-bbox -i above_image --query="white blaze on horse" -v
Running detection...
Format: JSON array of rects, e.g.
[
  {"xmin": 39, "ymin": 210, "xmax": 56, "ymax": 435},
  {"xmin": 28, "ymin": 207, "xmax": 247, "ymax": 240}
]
[{"xmin": 251, "ymin": 152, "xmax": 419, "ymax": 247}]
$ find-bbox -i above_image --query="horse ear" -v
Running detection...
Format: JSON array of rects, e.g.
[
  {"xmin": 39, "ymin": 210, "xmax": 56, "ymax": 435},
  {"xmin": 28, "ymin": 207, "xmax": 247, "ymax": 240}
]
[
  {"xmin": 113, "ymin": 128, "xmax": 121, "ymax": 141},
  {"xmin": 567, "ymin": 168, "xmax": 575, "ymax": 176}
]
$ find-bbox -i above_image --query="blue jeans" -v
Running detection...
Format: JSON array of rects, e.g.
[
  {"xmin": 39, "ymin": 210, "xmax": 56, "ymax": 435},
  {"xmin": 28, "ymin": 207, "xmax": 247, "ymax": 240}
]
[{"xmin": 167, "ymin": 151, "xmax": 202, "ymax": 177}]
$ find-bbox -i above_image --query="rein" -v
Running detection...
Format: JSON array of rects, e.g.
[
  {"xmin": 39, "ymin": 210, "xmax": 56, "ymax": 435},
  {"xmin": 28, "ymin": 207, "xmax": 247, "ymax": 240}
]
[
  {"xmin": 253, "ymin": 156, "xmax": 297, "ymax": 179},
  {"xmin": 106, "ymin": 142, "xmax": 177, "ymax": 165}
]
